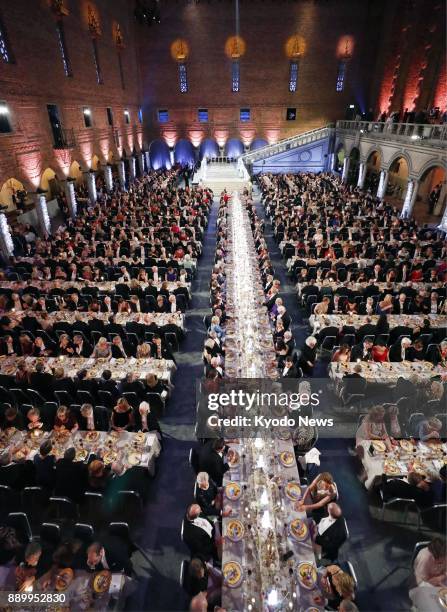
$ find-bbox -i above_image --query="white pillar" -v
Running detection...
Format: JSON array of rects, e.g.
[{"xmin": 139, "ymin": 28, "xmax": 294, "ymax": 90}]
[
  {"xmin": 169, "ymin": 149, "xmax": 175, "ymax": 167},
  {"xmin": 84, "ymin": 171, "xmax": 97, "ymax": 205},
  {"xmin": 63, "ymin": 179, "xmax": 77, "ymax": 218},
  {"xmin": 401, "ymin": 179, "xmax": 419, "ymax": 219},
  {"xmin": 139, "ymin": 154, "xmax": 145, "ymax": 176},
  {"xmin": 104, "ymin": 165, "xmax": 113, "ymax": 192},
  {"xmin": 342, "ymin": 157, "xmax": 350, "ymax": 182},
  {"xmin": 330, "ymin": 153, "xmax": 336, "ymax": 172},
  {"xmin": 33, "ymin": 193, "xmax": 51, "ymax": 238},
  {"xmin": 145, "ymin": 151, "xmax": 150, "ymax": 171},
  {"xmin": 129, "ymin": 157, "xmax": 136, "ymax": 182},
  {"xmin": 0, "ymin": 213, "xmax": 14, "ymax": 260},
  {"xmin": 357, "ymin": 162, "xmax": 366, "ymax": 189},
  {"xmin": 118, "ymin": 160, "xmax": 126, "ymax": 189},
  {"xmin": 438, "ymin": 202, "xmax": 447, "ymax": 233},
  {"xmin": 377, "ymin": 169, "xmax": 389, "ymax": 199}
]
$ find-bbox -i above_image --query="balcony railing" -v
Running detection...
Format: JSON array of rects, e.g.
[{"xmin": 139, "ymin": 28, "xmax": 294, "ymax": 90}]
[
  {"xmin": 336, "ymin": 120, "xmax": 447, "ymax": 148},
  {"xmin": 53, "ymin": 127, "xmax": 76, "ymax": 150}
]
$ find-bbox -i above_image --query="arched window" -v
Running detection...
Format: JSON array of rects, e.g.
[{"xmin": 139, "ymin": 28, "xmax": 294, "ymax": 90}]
[
  {"xmin": 232, "ymin": 61, "xmax": 240, "ymax": 93},
  {"xmin": 0, "ymin": 16, "xmax": 12, "ymax": 63},
  {"xmin": 289, "ymin": 61, "xmax": 299, "ymax": 93},
  {"xmin": 179, "ymin": 63, "xmax": 188, "ymax": 93},
  {"xmin": 336, "ymin": 60, "xmax": 347, "ymax": 92}
]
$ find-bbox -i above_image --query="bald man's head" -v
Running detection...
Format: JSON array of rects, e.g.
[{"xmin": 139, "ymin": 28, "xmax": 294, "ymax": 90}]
[{"xmin": 327, "ymin": 502, "xmax": 342, "ymax": 518}]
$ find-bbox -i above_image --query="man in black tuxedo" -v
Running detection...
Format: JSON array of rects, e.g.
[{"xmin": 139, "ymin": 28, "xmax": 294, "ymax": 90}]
[
  {"xmin": 75, "ymin": 369, "xmax": 98, "ymax": 400},
  {"xmin": 0, "ymin": 449, "xmax": 35, "ymax": 489},
  {"xmin": 282, "ymin": 356, "xmax": 298, "ymax": 378},
  {"xmin": 106, "ymin": 461, "xmax": 150, "ymax": 506},
  {"xmin": 54, "ymin": 447, "xmax": 87, "ymax": 503},
  {"xmin": 393, "ymin": 293, "xmax": 413, "ymax": 315},
  {"xmin": 317, "ymin": 321, "xmax": 339, "ymax": 345},
  {"xmin": 350, "ymin": 339, "xmax": 373, "ymax": 362},
  {"xmin": 72, "ymin": 334, "xmax": 93, "ymax": 358},
  {"xmin": 388, "ymin": 324, "xmax": 413, "ymax": 346},
  {"xmin": 84, "ymin": 538, "xmax": 133, "ymax": 575},
  {"xmin": 99, "ymin": 370, "xmax": 120, "ymax": 401},
  {"xmin": 199, "ymin": 438, "xmax": 229, "ymax": 487},
  {"xmin": 182, "ymin": 504, "xmax": 217, "ymax": 561},
  {"xmin": 29, "ymin": 363, "xmax": 54, "ymax": 401},
  {"xmin": 150, "ymin": 335, "xmax": 176, "ymax": 364},
  {"xmin": 341, "ymin": 365, "xmax": 367, "ymax": 396},
  {"xmin": 315, "ymin": 503, "xmax": 347, "ymax": 562}
]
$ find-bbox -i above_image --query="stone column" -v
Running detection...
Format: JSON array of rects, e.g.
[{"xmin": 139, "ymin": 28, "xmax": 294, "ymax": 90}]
[
  {"xmin": 0, "ymin": 213, "xmax": 15, "ymax": 260},
  {"xmin": 139, "ymin": 153, "xmax": 145, "ymax": 176},
  {"xmin": 33, "ymin": 192, "xmax": 51, "ymax": 238},
  {"xmin": 438, "ymin": 201, "xmax": 447, "ymax": 233},
  {"xmin": 104, "ymin": 165, "xmax": 113, "ymax": 192},
  {"xmin": 342, "ymin": 157, "xmax": 350, "ymax": 182},
  {"xmin": 376, "ymin": 169, "xmax": 389, "ymax": 199},
  {"xmin": 145, "ymin": 151, "xmax": 151, "ymax": 171},
  {"xmin": 63, "ymin": 179, "xmax": 77, "ymax": 218},
  {"xmin": 357, "ymin": 162, "xmax": 366, "ymax": 189},
  {"xmin": 169, "ymin": 149, "xmax": 175, "ymax": 167},
  {"xmin": 117, "ymin": 160, "xmax": 126, "ymax": 189},
  {"xmin": 84, "ymin": 171, "xmax": 97, "ymax": 205},
  {"xmin": 400, "ymin": 179, "xmax": 419, "ymax": 219},
  {"xmin": 129, "ymin": 157, "xmax": 136, "ymax": 182},
  {"xmin": 329, "ymin": 153, "xmax": 336, "ymax": 172}
]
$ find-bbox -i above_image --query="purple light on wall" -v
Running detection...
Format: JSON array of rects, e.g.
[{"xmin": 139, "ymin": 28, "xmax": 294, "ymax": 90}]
[
  {"xmin": 224, "ymin": 138, "xmax": 244, "ymax": 157},
  {"xmin": 174, "ymin": 139, "xmax": 195, "ymax": 166},
  {"xmin": 149, "ymin": 139, "xmax": 171, "ymax": 170},
  {"xmin": 250, "ymin": 138, "xmax": 268, "ymax": 151},
  {"xmin": 199, "ymin": 138, "xmax": 219, "ymax": 160}
]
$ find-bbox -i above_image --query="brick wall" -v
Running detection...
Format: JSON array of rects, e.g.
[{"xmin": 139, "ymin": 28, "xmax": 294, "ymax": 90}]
[{"xmin": 0, "ymin": 0, "xmax": 142, "ymax": 207}]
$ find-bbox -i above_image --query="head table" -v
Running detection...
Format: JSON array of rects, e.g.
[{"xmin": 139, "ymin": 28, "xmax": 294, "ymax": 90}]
[
  {"xmin": 220, "ymin": 192, "xmax": 325, "ymax": 611},
  {"xmin": 329, "ymin": 361, "xmax": 446, "ymax": 386}
]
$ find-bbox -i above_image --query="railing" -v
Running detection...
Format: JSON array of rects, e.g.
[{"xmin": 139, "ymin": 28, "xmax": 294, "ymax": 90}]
[
  {"xmin": 336, "ymin": 120, "xmax": 447, "ymax": 147},
  {"xmin": 53, "ymin": 127, "xmax": 76, "ymax": 150},
  {"xmin": 241, "ymin": 124, "xmax": 334, "ymax": 163}
]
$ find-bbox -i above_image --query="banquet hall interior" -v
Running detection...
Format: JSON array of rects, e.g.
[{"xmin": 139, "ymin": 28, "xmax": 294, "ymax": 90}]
[{"xmin": 0, "ymin": 0, "xmax": 446, "ymax": 610}]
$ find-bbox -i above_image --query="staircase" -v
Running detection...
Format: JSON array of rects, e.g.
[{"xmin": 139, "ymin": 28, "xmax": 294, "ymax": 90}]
[{"xmin": 195, "ymin": 162, "xmax": 248, "ymax": 194}]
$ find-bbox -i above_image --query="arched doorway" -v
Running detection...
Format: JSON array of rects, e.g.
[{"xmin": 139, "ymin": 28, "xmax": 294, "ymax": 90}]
[
  {"xmin": 149, "ymin": 140, "xmax": 171, "ymax": 170},
  {"xmin": 387, "ymin": 156, "xmax": 409, "ymax": 201},
  {"xmin": 40, "ymin": 167, "xmax": 60, "ymax": 198},
  {"xmin": 91, "ymin": 155, "xmax": 101, "ymax": 171},
  {"xmin": 199, "ymin": 138, "xmax": 219, "ymax": 161},
  {"xmin": 224, "ymin": 138, "xmax": 244, "ymax": 158},
  {"xmin": 0, "ymin": 178, "xmax": 26, "ymax": 211},
  {"xmin": 415, "ymin": 165, "xmax": 446, "ymax": 221},
  {"xmin": 334, "ymin": 143, "xmax": 345, "ymax": 172},
  {"xmin": 347, "ymin": 147, "xmax": 360, "ymax": 185},
  {"xmin": 365, "ymin": 150, "xmax": 381, "ymax": 193},
  {"xmin": 174, "ymin": 139, "xmax": 195, "ymax": 166},
  {"xmin": 69, "ymin": 160, "xmax": 83, "ymax": 185},
  {"xmin": 250, "ymin": 138, "xmax": 268, "ymax": 151}
]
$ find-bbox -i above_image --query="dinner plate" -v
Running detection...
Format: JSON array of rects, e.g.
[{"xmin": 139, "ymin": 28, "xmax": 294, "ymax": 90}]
[
  {"xmin": 383, "ymin": 460, "xmax": 400, "ymax": 475},
  {"xmin": 289, "ymin": 518, "xmax": 308, "ymax": 541},
  {"xmin": 297, "ymin": 562, "xmax": 317, "ymax": 590},
  {"xmin": 103, "ymin": 451, "xmax": 118, "ymax": 464},
  {"xmin": 372, "ymin": 440, "xmax": 386, "ymax": 453},
  {"xmin": 225, "ymin": 482, "xmax": 241, "ymax": 501},
  {"xmin": 93, "ymin": 570, "xmax": 112, "ymax": 593},
  {"xmin": 75, "ymin": 448, "xmax": 88, "ymax": 461},
  {"xmin": 227, "ymin": 448, "xmax": 240, "ymax": 468},
  {"xmin": 128, "ymin": 452, "xmax": 141, "ymax": 466},
  {"xmin": 226, "ymin": 519, "xmax": 244, "ymax": 542},
  {"xmin": 85, "ymin": 431, "xmax": 100, "ymax": 443},
  {"xmin": 438, "ymin": 587, "xmax": 447, "ymax": 609},
  {"xmin": 285, "ymin": 481, "xmax": 302, "ymax": 501},
  {"xmin": 399, "ymin": 439, "xmax": 414, "ymax": 452},
  {"xmin": 223, "ymin": 561, "xmax": 243, "ymax": 588},
  {"xmin": 279, "ymin": 451, "xmax": 295, "ymax": 467}
]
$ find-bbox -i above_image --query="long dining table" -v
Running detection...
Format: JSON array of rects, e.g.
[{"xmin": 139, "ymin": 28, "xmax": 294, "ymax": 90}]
[{"xmin": 220, "ymin": 192, "xmax": 325, "ymax": 611}]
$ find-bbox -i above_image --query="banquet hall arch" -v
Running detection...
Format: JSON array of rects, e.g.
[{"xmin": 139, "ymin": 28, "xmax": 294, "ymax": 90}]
[
  {"xmin": 348, "ymin": 146, "xmax": 360, "ymax": 185},
  {"xmin": 334, "ymin": 142, "xmax": 345, "ymax": 172},
  {"xmin": 69, "ymin": 160, "xmax": 83, "ymax": 184},
  {"xmin": 149, "ymin": 139, "xmax": 171, "ymax": 169},
  {"xmin": 0, "ymin": 178, "xmax": 25, "ymax": 210},
  {"xmin": 174, "ymin": 139, "xmax": 195, "ymax": 166},
  {"xmin": 224, "ymin": 138, "xmax": 244, "ymax": 158},
  {"xmin": 40, "ymin": 167, "xmax": 58, "ymax": 195},
  {"xmin": 199, "ymin": 138, "xmax": 219, "ymax": 160},
  {"xmin": 91, "ymin": 154, "xmax": 101, "ymax": 171},
  {"xmin": 387, "ymin": 155, "xmax": 410, "ymax": 201},
  {"xmin": 250, "ymin": 138, "xmax": 268, "ymax": 151},
  {"xmin": 415, "ymin": 163, "xmax": 446, "ymax": 218},
  {"xmin": 364, "ymin": 148, "xmax": 382, "ymax": 192}
]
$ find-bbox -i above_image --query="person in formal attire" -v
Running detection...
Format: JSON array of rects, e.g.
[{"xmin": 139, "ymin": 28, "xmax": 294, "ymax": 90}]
[
  {"xmin": 29, "ymin": 363, "xmax": 54, "ymax": 401},
  {"xmin": 418, "ymin": 417, "xmax": 442, "ymax": 441},
  {"xmin": 282, "ymin": 355, "xmax": 298, "ymax": 378},
  {"xmin": 183, "ymin": 504, "xmax": 220, "ymax": 561},
  {"xmin": 91, "ymin": 337, "xmax": 112, "ymax": 359},
  {"xmin": 0, "ymin": 406, "xmax": 24, "ymax": 431},
  {"xmin": 199, "ymin": 439, "xmax": 229, "ymax": 487},
  {"xmin": 33, "ymin": 440, "xmax": 55, "ymax": 490},
  {"xmin": 371, "ymin": 339, "xmax": 389, "ymax": 362},
  {"xmin": 195, "ymin": 472, "xmax": 221, "ymax": 517},
  {"xmin": 111, "ymin": 398, "xmax": 134, "ymax": 432},
  {"xmin": 297, "ymin": 472, "xmax": 337, "ymax": 521},
  {"xmin": 389, "ymin": 337, "xmax": 414, "ymax": 362},
  {"xmin": 350, "ymin": 338, "xmax": 373, "ymax": 362},
  {"xmin": 298, "ymin": 336, "xmax": 317, "ymax": 376},
  {"xmin": 331, "ymin": 344, "xmax": 351, "ymax": 363},
  {"xmin": 54, "ymin": 447, "xmax": 87, "ymax": 502},
  {"xmin": 72, "ymin": 334, "xmax": 92, "ymax": 358},
  {"xmin": 186, "ymin": 557, "xmax": 222, "ymax": 605},
  {"xmin": 413, "ymin": 537, "xmax": 446, "ymax": 586},
  {"xmin": 314, "ymin": 502, "xmax": 347, "ymax": 561},
  {"xmin": 0, "ymin": 448, "xmax": 35, "ymax": 489},
  {"xmin": 54, "ymin": 406, "xmax": 78, "ymax": 433},
  {"xmin": 85, "ymin": 540, "xmax": 133, "ymax": 575},
  {"xmin": 87, "ymin": 459, "xmax": 111, "ymax": 493},
  {"xmin": 355, "ymin": 405, "xmax": 393, "ymax": 452}
]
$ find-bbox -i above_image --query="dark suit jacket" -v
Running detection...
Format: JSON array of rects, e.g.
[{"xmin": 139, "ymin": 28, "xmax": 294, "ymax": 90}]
[
  {"xmin": 356, "ymin": 323, "xmax": 377, "ymax": 343},
  {"xmin": 29, "ymin": 372, "xmax": 54, "ymax": 400},
  {"xmin": 315, "ymin": 517, "xmax": 347, "ymax": 560},
  {"xmin": 183, "ymin": 515, "xmax": 215, "ymax": 561},
  {"xmin": 199, "ymin": 447, "xmax": 229, "ymax": 487},
  {"xmin": 33, "ymin": 454, "xmax": 56, "ymax": 489},
  {"xmin": 0, "ymin": 461, "xmax": 35, "ymax": 489},
  {"xmin": 54, "ymin": 458, "xmax": 87, "ymax": 502},
  {"xmin": 350, "ymin": 344, "xmax": 372, "ymax": 362},
  {"xmin": 79, "ymin": 535, "xmax": 133, "ymax": 575}
]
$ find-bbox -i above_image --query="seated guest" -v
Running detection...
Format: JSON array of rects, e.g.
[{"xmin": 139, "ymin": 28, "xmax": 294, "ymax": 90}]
[
  {"xmin": 119, "ymin": 372, "xmax": 144, "ymax": 399},
  {"xmin": 209, "ymin": 315, "xmax": 225, "ymax": 340},
  {"xmin": 425, "ymin": 467, "xmax": 445, "ymax": 505},
  {"xmin": 350, "ymin": 338, "xmax": 374, "ymax": 362},
  {"xmin": 323, "ymin": 565, "xmax": 356, "ymax": 610},
  {"xmin": 144, "ymin": 373, "xmax": 169, "ymax": 398},
  {"xmin": 32, "ymin": 335, "xmax": 56, "ymax": 357},
  {"xmin": 136, "ymin": 342, "xmax": 152, "ymax": 358},
  {"xmin": 413, "ymin": 537, "xmax": 446, "ymax": 586},
  {"xmin": 418, "ymin": 417, "xmax": 442, "ymax": 441},
  {"xmin": 14, "ymin": 542, "xmax": 46, "ymax": 591},
  {"xmin": 195, "ymin": 472, "xmax": 220, "ymax": 517},
  {"xmin": 14, "ymin": 360, "xmax": 31, "ymax": 388},
  {"xmin": 111, "ymin": 398, "xmax": 134, "ymax": 431},
  {"xmin": 314, "ymin": 296, "xmax": 331, "ymax": 315},
  {"xmin": 205, "ymin": 356, "xmax": 224, "ymax": 379},
  {"xmin": 26, "ymin": 407, "xmax": 44, "ymax": 432},
  {"xmin": 84, "ymin": 540, "xmax": 133, "ymax": 575},
  {"xmin": 199, "ymin": 439, "xmax": 229, "ymax": 487},
  {"xmin": 135, "ymin": 401, "xmax": 161, "ymax": 438},
  {"xmin": 151, "ymin": 334, "xmax": 175, "ymax": 363},
  {"xmin": 376, "ymin": 294, "xmax": 393, "ymax": 315},
  {"xmin": 76, "ymin": 368, "xmax": 99, "ymax": 399},
  {"xmin": 106, "ymin": 460, "xmax": 150, "ymax": 505},
  {"xmin": 73, "ymin": 333, "xmax": 92, "ymax": 358},
  {"xmin": 282, "ymin": 355, "xmax": 298, "ymax": 378},
  {"xmin": 110, "ymin": 334, "xmax": 132, "ymax": 358},
  {"xmin": 33, "ymin": 440, "xmax": 55, "ymax": 490},
  {"xmin": 297, "ymin": 472, "xmax": 337, "ymax": 521},
  {"xmin": 0, "ymin": 447, "xmax": 35, "ymax": 489},
  {"xmin": 372, "ymin": 339, "xmax": 389, "ymax": 362},
  {"xmin": 58, "ymin": 334, "xmax": 75, "ymax": 357},
  {"xmin": 314, "ymin": 503, "xmax": 347, "ymax": 562},
  {"xmin": 29, "ymin": 363, "xmax": 54, "ymax": 401},
  {"xmin": 99, "ymin": 369, "xmax": 119, "ymax": 400},
  {"xmin": 91, "ymin": 337, "xmax": 112, "ymax": 359},
  {"xmin": 332, "ymin": 344, "xmax": 351, "ymax": 363},
  {"xmin": 393, "ymin": 292, "xmax": 413, "ymax": 314},
  {"xmin": 356, "ymin": 317, "xmax": 376, "ymax": 342},
  {"xmin": 186, "ymin": 557, "xmax": 222, "ymax": 605},
  {"xmin": 355, "ymin": 405, "xmax": 393, "ymax": 452},
  {"xmin": 78, "ymin": 403, "xmax": 102, "ymax": 431},
  {"xmin": 298, "ymin": 336, "xmax": 317, "ymax": 376},
  {"xmin": 87, "ymin": 459, "xmax": 111, "ymax": 493},
  {"xmin": 183, "ymin": 504, "xmax": 219, "ymax": 562},
  {"xmin": 389, "ymin": 337, "xmax": 414, "ymax": 362},
  {"xmin": 427, "ymin": 340, "xmax": 447, "ymax": 366},
  {"xmin": 54, "ymin": 447, "xmax": 87, "ymax": 502},
  {"xmin": 1, "ymin": 406, "xmax": 24, "ymax": 431},
  {"xmin": 54, "ymin": 406, "xmax": 78, "ymax": 433}
]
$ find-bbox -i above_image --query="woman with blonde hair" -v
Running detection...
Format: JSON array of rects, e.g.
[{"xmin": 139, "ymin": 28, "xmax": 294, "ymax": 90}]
[
  {"xmin": 111, "ymin": 398, "xmax": 134, "ymax": 432},
  {"xmin": 297, "ymin": 472, "xmax": 337, "ymax": 520},
  {"xmin": 136, "ymin": 342, "xmax": 152, "ymax": 358}
]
